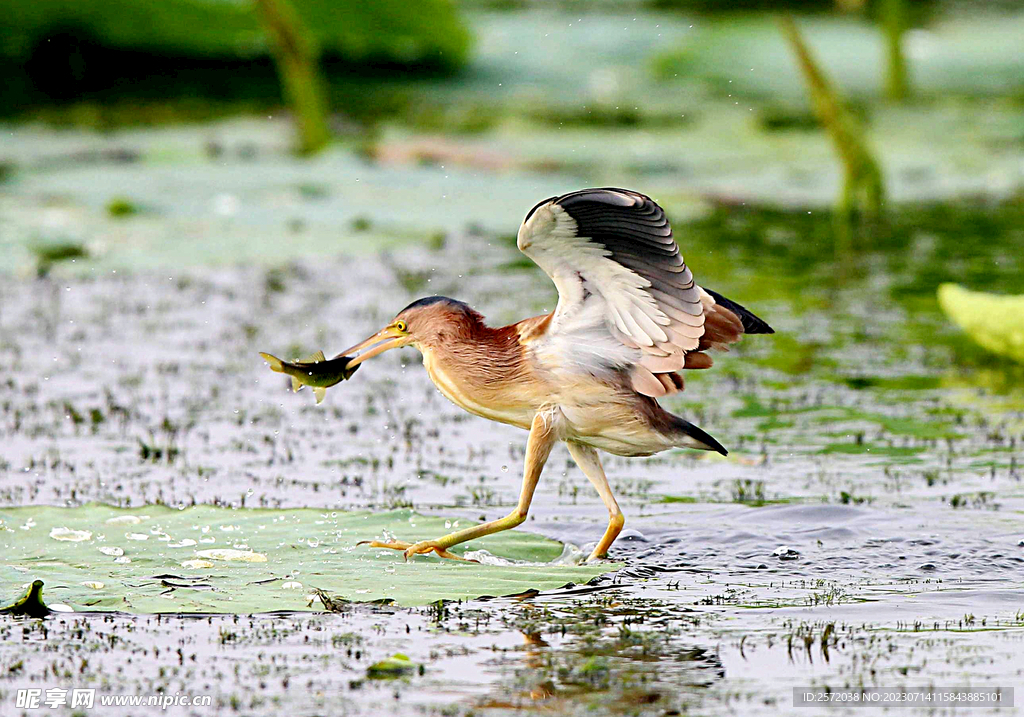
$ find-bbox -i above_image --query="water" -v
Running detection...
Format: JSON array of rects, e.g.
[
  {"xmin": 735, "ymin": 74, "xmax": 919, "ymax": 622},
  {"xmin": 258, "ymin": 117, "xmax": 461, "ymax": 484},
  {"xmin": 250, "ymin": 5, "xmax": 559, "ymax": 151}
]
[
  {"xmin": 2, "ymin": 6, "xmax": 1024, "ymax": 713},
  {"xmin": 1, "ymin": 175, "xmax": 1022, "ymax": 713}
]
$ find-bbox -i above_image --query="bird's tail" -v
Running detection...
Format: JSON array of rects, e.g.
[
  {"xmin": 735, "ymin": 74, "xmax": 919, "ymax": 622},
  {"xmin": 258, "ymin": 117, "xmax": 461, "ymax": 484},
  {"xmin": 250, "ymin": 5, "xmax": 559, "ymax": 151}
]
[
  {"xmin": 670, "ymin": 414, "xmax": 728, "ymax": 456},
  {"xmin": 704, "ymin": 289, "xmax": 774, "ymax": 335}
]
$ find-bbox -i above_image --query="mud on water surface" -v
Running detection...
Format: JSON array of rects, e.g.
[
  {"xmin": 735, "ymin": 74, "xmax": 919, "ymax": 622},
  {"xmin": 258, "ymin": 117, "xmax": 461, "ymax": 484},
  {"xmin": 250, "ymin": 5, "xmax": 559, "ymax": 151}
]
[{"xmin": 2, "ymin": 164, "xmax": 1024, "ymax": 712}]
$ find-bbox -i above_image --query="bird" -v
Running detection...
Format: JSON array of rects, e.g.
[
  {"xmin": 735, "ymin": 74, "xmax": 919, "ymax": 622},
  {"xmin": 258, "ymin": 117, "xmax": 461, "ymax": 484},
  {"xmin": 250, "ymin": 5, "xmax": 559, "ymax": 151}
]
[{"xmin": 342, "ymin": 188, "xmax": 774, "ymax": 562}]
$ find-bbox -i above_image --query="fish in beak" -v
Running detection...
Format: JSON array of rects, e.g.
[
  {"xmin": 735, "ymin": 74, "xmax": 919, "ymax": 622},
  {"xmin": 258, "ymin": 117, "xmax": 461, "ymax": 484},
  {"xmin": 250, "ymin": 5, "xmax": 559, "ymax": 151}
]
[
  {"xmin": 259, "ymin": 350, "xmax": 358, "ymax": 404},
  {"xmin": 259, "ymin": 323, "xmax": 409, "ymax": 405}
]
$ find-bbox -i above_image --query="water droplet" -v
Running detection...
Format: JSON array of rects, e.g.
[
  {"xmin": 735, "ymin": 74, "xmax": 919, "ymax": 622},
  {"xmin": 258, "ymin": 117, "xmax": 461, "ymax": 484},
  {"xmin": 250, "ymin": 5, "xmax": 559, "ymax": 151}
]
[{"xmin": 49, "ymin": 527, "xmax": 92, "ymax": 542}]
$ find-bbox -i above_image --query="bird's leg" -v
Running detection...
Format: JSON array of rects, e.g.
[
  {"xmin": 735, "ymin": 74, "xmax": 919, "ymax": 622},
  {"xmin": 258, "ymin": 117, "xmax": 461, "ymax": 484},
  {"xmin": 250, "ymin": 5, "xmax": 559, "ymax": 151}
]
[
  {"xmin": 361, "ymin": 412, "xmax": 557, "ymax": 561},
  {"xmin": 566, "ymin": 441, "xmax": 624, "ymax": 562}
]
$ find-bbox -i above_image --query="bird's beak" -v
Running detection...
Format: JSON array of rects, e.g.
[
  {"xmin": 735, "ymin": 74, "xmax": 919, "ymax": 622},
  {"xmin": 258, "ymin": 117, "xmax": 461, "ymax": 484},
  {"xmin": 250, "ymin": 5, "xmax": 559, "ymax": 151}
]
[{"xmin": 336, "ymin": 327, "xmax": 407, "ymax": 368}]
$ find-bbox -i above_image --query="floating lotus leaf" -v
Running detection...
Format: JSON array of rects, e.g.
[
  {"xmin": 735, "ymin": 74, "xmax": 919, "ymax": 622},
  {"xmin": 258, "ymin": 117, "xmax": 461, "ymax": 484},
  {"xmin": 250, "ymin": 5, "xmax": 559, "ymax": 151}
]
[{"xmin": 0, "ymin": 505, "xmax": 617, "ymax": 612}]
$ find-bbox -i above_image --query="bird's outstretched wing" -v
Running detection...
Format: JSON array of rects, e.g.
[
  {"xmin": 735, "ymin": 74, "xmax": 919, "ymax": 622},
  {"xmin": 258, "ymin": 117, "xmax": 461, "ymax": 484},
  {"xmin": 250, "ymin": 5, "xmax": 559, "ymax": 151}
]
[{"xmin": 517, "ymin": 188, "xmax": 741, "ymax": 397}]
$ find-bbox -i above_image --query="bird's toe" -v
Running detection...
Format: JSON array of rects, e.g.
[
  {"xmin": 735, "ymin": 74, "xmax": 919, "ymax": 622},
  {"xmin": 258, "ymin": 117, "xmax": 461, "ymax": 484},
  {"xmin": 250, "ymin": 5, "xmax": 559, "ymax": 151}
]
[
  {"xmin": 402, "ymin": 540, "xmax": 476, "ymax": 562},
  {"xmin": 358, "ymin": 539, "xmax": 412, "ymax": 550}
]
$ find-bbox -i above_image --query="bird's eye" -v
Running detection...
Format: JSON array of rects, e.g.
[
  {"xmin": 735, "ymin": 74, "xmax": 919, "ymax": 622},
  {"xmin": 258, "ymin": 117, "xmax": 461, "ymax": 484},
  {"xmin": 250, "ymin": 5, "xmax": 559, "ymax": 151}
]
[{"xmin": 395, "ymin": 320, "xmax": 407, "ymax": 332}]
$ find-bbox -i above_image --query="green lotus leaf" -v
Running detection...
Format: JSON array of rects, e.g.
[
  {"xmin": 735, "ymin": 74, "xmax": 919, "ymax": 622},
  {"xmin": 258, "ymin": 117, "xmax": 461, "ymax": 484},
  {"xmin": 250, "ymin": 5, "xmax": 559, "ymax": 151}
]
[
  {"xmin": 938, "ymin": 283, "xmax": 1024, "ymax": 364},
  {"xmin": 0, "ymin": 505, "xmax": 618, "ymax": 612}
]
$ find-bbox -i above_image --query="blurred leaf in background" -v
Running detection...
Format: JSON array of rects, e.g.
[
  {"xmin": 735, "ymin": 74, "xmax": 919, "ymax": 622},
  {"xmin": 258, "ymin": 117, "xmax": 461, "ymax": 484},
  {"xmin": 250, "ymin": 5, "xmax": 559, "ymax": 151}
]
[
  {"xmin": 0, "ymin": 0, "xmax": 471, "ymax": 112},
  {"xmin": 938, "ymin": 284, "xmax": 1024, "ymax": 365}
]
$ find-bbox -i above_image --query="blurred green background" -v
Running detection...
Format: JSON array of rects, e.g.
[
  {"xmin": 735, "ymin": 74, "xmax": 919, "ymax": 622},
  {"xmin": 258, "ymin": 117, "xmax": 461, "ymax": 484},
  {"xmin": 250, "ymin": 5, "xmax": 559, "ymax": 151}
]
[{"xmin": 1, "ymin": 0, "xmax": 1022, "ymax": 368}]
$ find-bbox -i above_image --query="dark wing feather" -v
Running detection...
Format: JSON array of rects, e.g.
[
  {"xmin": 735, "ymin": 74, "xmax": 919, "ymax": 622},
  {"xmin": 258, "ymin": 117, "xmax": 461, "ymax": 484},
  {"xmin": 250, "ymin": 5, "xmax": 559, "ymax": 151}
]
[{"xmin": 703, "ymin": 289, "xmax": 775, "ymax": 335}]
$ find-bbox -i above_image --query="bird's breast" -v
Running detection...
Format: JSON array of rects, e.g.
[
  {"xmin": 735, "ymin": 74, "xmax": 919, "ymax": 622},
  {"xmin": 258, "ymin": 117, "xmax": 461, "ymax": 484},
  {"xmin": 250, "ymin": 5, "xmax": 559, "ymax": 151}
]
[{"xmin": 420, "ymin": 349, "xmax": 538, "ymax": 430}]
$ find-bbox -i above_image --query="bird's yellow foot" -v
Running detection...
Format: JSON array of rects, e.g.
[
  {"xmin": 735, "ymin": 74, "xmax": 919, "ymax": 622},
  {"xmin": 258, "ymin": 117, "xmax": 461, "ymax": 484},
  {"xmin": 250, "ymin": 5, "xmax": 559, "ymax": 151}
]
[
  {"xmin": 357, "ymin": 539, "xmax": 412, "ymax": 551},
  {"xmin": 402, "ymin": 539, "xmax": 476, "ymax": 562},
  {"xmin": 357, "ymin": 539, "xmax": 476, "ymax": 562}
]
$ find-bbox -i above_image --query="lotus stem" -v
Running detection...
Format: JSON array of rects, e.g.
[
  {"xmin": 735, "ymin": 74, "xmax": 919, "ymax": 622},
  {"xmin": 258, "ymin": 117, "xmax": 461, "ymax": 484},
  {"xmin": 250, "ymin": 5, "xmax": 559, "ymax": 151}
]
[
  {"xmin": 779, "ymin": 14, "xmax": 885, "ymax": 223},
  {"xmin": 254, "ymin": 0, "xmax": 331, "ymax": 155}
]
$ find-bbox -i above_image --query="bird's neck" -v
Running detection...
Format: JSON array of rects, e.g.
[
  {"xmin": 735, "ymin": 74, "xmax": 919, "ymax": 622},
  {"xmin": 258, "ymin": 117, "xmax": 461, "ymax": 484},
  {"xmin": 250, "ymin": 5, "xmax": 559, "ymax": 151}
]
[
  {"xmin": 418, "ymin": 316, "xmax": 523, "ymax": 378},
  {"xmin": 416, "ymin": 316, "xmax": 538, "ymax": 428}
]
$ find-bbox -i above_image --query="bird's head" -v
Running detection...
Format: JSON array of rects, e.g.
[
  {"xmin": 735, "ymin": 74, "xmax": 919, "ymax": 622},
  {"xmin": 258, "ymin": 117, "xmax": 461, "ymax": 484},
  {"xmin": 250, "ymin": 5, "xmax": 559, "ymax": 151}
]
[{"xmin": 340, "ymin": 296, "xmax": 482, "ymax": 367}]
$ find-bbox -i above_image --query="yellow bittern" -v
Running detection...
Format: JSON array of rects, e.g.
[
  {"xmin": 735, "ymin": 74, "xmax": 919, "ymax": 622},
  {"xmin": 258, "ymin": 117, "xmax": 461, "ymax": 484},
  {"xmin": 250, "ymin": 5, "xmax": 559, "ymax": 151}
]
[{"xmin": 344, "ymin": 188, "xmax": 773, "ymax": 562}]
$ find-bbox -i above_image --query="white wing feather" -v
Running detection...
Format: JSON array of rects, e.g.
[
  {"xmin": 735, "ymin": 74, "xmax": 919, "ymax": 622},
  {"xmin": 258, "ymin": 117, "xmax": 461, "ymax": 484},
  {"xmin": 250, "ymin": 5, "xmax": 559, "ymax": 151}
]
[{"xmin": 516, "ymin": 189, "xmax": 706, "ymax": 396}]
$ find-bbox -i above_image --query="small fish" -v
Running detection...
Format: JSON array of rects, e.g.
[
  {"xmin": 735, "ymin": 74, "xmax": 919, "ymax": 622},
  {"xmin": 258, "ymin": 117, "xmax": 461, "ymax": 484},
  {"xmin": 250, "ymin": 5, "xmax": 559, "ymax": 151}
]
[{"xmin": 259, "ymin": 350, "xmax": 359, "ymax": 404}]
